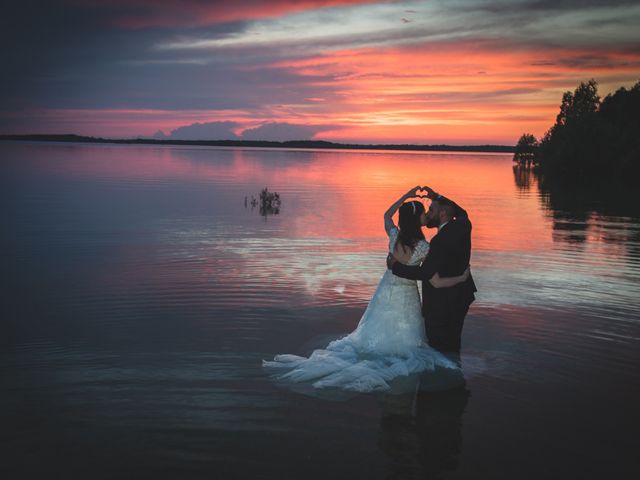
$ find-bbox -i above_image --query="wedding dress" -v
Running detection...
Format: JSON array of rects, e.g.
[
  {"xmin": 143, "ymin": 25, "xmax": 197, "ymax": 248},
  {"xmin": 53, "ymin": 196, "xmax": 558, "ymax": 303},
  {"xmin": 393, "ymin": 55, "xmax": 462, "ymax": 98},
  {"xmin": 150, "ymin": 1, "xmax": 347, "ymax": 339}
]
[{"xmin": 263, "ymin": 226, "xmax": 462, "ymax": 393}]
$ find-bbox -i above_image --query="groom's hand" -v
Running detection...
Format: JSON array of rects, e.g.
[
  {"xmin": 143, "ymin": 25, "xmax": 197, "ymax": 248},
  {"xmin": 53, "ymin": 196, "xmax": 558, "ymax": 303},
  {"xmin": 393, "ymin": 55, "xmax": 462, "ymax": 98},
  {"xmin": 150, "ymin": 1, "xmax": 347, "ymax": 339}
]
[{"xmin": 386, "ymin": 253, "xmax": 397, "ymax": 269}]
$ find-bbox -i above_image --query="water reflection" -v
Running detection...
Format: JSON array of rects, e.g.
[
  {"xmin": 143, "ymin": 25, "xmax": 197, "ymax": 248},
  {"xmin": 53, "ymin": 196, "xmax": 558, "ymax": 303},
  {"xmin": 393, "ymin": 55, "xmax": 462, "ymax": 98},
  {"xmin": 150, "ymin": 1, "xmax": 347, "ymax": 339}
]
[
  {"xmin": 378, "ymin": 385, "xmax": 470, "ymax": 479},
  {"xmin": 512, "ymin": 164, "xmax": 536, "ymax": 191},
  {"xmin": 513, "ymin": 164, "xmax": 640, "ymax": 254},
  {"xmin": 2, "ymin": 142, "xmax": 639, "ymax": 479}
]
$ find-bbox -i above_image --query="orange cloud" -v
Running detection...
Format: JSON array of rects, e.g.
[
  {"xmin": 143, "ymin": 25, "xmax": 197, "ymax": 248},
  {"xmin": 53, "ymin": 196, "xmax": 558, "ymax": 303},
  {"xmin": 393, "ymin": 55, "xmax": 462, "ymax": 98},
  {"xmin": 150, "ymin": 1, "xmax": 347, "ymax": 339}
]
[
  {"xmin": 5, "ymin": 1, "xmax": 640, "ymax": 145},
  {"xmin": 257, "ymin": 41, "xmax": 640, "ymax": 143},
  {"xmin": 6, "ymin": 38, "xmax": 639, "ymax": 144}
]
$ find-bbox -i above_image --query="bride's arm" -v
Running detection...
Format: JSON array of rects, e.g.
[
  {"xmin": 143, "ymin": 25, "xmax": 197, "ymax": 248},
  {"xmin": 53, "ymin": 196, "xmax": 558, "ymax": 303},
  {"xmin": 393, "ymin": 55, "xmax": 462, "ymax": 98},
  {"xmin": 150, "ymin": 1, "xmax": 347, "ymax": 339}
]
[
  {"xmin": 429, "ymin": 266, "xmax": 470, "ymax": 288},
  {"xmin": 384, "ymin": 185, "xmax": 421, "ymax": 234}
]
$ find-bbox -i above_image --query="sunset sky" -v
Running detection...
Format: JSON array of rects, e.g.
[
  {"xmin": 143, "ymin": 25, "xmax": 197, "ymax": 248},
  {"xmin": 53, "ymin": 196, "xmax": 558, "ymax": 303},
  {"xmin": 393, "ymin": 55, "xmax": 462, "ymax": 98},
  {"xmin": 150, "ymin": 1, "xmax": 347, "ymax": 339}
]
[{"xmin": 2, "ymin": 0, "xmax": 640, "ymax": 144}]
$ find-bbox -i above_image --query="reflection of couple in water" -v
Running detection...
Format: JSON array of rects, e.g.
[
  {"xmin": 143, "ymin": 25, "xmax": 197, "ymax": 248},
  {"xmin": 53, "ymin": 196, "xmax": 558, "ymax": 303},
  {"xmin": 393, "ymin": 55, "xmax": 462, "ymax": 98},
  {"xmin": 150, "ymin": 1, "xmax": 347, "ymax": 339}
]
[
  {"xmin": 265, "ymin": 185, "xmax": 476, "ymax": 393},
  {"xmin": 379, "ymin": 385, "xmax": 470, "ymax": 479}
]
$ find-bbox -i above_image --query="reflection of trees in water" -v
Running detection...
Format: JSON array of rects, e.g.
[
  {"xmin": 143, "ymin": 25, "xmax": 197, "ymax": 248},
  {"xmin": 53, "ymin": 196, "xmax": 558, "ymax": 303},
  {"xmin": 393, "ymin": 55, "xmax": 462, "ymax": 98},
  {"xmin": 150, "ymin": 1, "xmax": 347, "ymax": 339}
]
[
  {"xmin": 539, "ymin": 174, "xmax": 591, "ymax": 245},
  {"xmin": 378, "ymin": 385, "xmax": 470, "ymax": 479},
  {"xmin": 512, "ymin": 164, "xmax": 536, "ymax": 192},
  {"xmin": 512, "ymin": 165, "xmax": 640, "ymax": 255}
]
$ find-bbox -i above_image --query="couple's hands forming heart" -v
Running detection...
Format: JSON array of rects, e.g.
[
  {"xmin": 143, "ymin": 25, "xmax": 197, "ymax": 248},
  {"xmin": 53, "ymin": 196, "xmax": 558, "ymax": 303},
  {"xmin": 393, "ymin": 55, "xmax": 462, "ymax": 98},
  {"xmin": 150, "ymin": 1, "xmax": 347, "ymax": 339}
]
[{"xmin": 408, "ymin": 185, "xmax": 436, "ymax": 199}]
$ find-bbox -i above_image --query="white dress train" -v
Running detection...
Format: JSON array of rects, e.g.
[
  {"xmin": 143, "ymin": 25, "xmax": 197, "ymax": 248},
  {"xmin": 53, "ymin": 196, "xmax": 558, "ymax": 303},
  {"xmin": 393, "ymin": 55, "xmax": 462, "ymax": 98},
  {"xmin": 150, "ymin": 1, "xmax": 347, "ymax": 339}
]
[{"xmin": 263, "ymin": 227, "xmax": 461, "ymax": 392}]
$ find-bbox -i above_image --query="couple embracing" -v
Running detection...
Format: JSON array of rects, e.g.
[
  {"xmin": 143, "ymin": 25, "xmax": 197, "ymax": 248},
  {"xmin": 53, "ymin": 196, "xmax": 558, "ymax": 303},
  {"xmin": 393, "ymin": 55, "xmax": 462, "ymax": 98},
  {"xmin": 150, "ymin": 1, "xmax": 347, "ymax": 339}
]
[{"xmin": 264, "ymin": 186, "xmax": 477, "ymax": 392}]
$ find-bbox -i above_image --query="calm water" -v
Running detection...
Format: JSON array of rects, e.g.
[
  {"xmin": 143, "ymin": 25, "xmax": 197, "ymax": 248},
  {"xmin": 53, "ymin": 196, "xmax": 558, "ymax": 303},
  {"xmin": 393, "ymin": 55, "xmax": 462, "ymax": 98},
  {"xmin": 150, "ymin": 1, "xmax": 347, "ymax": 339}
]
[{"xmin": 2, "ymin": 142, "xmax": 639, "ymax": 479}]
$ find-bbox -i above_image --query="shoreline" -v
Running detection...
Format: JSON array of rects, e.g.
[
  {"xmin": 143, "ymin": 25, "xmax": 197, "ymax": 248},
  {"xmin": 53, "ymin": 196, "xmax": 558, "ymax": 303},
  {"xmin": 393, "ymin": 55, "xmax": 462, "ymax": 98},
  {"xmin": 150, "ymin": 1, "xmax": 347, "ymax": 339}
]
[{"xmin": 0, "ymin": 134, "xmax": 515, "ymax": 154}]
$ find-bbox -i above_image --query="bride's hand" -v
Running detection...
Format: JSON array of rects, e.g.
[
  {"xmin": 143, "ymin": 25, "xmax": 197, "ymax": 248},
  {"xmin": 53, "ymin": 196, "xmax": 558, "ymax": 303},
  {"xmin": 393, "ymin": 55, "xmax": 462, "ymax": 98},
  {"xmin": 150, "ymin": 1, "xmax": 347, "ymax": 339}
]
[{"xmin": 404, "ymin": 185, "xmax": 421, "ymax": 198}]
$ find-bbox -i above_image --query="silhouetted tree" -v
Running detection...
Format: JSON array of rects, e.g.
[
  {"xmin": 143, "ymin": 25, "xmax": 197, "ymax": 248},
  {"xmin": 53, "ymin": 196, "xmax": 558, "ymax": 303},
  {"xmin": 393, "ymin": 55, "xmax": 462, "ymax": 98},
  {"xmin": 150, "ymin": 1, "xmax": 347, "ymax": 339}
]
[
  {"xmin": 513, "ymin": 133, "xmax": 538, "ymax": 165},
  {"xmin": 556, "ymin": 79, "xmax": 600, "ymax": 126},
  {"xmin": 598, "ymin": 81, "xmax": 640, "ymax": 177},
  {"xmin": 519, "ymin": 79, "xmax": 639, "ymax": 182}
]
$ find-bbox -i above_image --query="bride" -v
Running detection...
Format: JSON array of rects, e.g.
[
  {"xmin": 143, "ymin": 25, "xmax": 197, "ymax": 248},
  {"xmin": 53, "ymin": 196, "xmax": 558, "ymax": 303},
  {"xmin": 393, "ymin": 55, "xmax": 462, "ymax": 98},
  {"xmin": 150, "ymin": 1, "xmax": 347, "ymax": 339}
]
[{"xmin": 263, "ymin": 186, "xmax": 469, "ymax": 392}]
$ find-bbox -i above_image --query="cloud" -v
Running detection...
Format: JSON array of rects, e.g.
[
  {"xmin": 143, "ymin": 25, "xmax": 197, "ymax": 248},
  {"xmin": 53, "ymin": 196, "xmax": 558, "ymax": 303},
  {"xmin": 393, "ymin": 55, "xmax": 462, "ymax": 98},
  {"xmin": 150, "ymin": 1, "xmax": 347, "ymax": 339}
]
[
  {"xmin": 155, "ymin": 0, "xmax": 640, "ymax": 55},
  {"xmin": 240, "ymin": 122, "xmax": 330, "ymax": 141},
  {"xmin": 163, "ymin": 121, "xmax": 240, "ymax": 140},
  {"xmin": 2, "ymin": 0, "xmax": 640, "ymax": 145},
  {"xmin": 70, "ymin": 0, "xmax": 381, "ymax": 29},
  {"xmin": 156, "ymin": 2, "xmax": 453, "ymax": 53},
  {"xmin": 153, "ymin": 121, "xmax": 334, "ymax": 141}
]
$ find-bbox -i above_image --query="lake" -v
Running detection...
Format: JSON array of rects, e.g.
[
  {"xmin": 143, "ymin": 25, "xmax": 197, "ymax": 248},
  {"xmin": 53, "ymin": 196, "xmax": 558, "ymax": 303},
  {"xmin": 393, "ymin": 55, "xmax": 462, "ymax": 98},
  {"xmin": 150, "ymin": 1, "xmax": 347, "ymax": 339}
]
[{"xmin": 1, "ymin": 142, "xmax": 639, "ymax": 479}]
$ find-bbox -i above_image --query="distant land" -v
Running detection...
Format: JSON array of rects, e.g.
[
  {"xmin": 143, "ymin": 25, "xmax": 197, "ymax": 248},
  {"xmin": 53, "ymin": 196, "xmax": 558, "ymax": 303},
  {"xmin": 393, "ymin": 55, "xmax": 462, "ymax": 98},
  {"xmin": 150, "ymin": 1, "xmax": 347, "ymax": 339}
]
[{"xmin": 0, "ymin": 134, "xmax": 515, "ymax": 154}]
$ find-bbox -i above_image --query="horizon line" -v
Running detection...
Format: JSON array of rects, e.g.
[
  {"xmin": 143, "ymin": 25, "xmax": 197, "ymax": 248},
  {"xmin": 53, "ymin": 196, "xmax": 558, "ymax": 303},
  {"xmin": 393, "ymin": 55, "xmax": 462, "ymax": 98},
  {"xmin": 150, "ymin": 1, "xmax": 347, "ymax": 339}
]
[{"xmin": 0, "ymin": 134, "xmax": 516, "ymax": 154}]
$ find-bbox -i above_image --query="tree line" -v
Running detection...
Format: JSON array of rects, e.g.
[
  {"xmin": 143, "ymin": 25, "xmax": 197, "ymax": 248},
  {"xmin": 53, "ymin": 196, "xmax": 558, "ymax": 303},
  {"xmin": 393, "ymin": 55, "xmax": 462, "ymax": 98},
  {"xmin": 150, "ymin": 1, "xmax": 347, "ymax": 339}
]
[
  {"xmin": 0, "ymin": 134, "xmax": 515, "ymax": 154},
  {"xmin": 514, "ymin": 79, "xmax": 640, "ymax": 181}
]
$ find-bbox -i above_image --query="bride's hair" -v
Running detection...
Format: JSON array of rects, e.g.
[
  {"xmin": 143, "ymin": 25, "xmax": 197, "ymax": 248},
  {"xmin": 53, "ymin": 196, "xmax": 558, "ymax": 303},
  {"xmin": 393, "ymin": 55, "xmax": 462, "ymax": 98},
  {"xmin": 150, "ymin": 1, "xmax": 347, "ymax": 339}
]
[{"xmin": 397, "ymin": 201, "xmax": 425, "ymax": 253}]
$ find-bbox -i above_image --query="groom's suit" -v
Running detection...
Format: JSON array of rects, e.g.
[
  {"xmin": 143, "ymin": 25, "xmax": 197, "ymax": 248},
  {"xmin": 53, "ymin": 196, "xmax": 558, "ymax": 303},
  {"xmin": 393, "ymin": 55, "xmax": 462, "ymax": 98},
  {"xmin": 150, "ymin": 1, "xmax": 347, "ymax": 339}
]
[{"xmin": 392, "ymin": 196, "xmax": 476, "ymax": 353}]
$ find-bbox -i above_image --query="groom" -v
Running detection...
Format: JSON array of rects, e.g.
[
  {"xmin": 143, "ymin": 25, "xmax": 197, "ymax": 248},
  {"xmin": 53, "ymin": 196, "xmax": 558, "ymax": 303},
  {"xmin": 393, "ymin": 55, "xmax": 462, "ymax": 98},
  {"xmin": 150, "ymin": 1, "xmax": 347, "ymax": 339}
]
[{"xmin": 387, "ymin": 186, "xmax": 476, "ymax": 354}]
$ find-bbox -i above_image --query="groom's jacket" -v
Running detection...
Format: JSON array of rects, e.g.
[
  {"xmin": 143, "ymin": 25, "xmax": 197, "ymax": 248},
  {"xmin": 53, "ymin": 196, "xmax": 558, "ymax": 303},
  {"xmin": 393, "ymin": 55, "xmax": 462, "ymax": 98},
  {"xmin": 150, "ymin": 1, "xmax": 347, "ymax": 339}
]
[{"xmin": 392, "ymin": 195, "xmax": 477, "ymax": 316}]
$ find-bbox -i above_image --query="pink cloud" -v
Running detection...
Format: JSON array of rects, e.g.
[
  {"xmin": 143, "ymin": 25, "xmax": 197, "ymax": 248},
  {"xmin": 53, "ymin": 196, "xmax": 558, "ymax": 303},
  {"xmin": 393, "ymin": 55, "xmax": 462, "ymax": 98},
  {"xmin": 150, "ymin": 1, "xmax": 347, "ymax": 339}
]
[{"xmin": 70, "ymin": 0, "xmax": 382, "ymax": 29}]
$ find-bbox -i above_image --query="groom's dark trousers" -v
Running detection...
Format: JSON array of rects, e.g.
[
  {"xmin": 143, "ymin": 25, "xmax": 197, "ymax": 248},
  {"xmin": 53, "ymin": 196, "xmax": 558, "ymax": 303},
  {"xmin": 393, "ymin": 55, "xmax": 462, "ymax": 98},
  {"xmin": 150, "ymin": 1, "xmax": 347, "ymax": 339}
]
[{"xmin": 392, "ymin": 196, "xmax": 476, "ymax": 353}]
